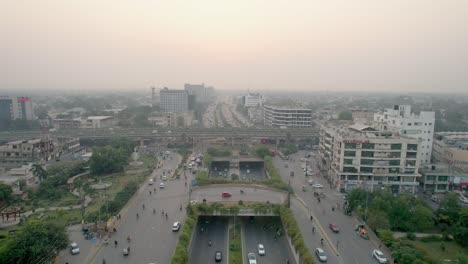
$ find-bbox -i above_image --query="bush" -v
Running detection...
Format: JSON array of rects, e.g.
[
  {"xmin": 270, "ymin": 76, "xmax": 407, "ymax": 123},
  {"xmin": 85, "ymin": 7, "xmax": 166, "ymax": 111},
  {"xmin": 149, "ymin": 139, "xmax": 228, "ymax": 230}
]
[
  {"xmin": 407, "ymin": 232, "xmax": 416, "ymax": 240},
  {"xmin": 376, "ymin": 229, "xmax": 395, "ymax": 248}
]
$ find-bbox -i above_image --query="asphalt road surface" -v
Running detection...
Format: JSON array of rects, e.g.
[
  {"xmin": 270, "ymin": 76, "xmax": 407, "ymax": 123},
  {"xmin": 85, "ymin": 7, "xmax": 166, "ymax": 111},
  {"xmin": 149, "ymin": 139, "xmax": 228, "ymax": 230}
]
[
  {"xmin": 86, "ymin": 152, "xmax": 190, "ymax": 264},
  {"xmin": 239, "ymin": 163, "xmax": 265, "ymax": 180},
  {"xmin": 274, "ymin": 151, "xmax": 382, "ymax": 264},
  {"xmin": 190, "ymin": 216, "xmax": 229, "ymax": 264},
  {"xmin": 191, "ymin": 186, "xmax": 287, "ymax": 204},
  {"xmin": 242, "ymin": 216, "xmax": 296, "ymax": 264}
]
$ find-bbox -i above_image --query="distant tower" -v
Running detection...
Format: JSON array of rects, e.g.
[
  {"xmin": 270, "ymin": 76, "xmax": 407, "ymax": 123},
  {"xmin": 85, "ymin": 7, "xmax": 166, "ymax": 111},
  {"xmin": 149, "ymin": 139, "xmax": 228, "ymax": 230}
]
[{"xmin": 151, "ymin": 86, "xmax": 156, "ymax": 108}]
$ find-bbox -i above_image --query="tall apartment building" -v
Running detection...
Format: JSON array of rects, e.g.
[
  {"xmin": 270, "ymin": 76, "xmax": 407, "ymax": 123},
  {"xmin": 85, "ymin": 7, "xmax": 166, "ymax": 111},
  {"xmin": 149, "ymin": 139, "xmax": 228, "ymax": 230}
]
[
  {"xmin": 160, "ymin": 88, "xmax": 189, "ymax": 113},
  {"xmin": 242, "ymin": 93, "xmax": 263, "ymax": 107},
  {"xmin": 184, "ymin": 83, "xmax": 215, "ymax": 104},
  {"xmin": 319, "ymin": 122, "xmax": 421, "ymax": 194},
  {"xmin": 433, "ymin": 132, "xmax": 468, "ymax": 172},
  {"xmin": 374, "ymin": 105, "xmax": 435, "ymax": 165},
  {"xmin": 0, "ymin": 139, "xmax": 55, "ymax": 168},
  {"xmin": 0, "ymin": 96, "xmax": 35, "ymax": 120},
  {"xmin": 263, "ymin": 105, "xmax": 312, "ymax": 128}
]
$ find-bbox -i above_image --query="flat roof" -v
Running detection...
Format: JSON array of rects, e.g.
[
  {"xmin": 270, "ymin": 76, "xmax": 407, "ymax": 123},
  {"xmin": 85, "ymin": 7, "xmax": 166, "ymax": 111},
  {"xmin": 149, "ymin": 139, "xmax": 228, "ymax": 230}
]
[
  {"xmin": 264, "ymin": 105, "xmax": 311, "ymax": 111},
  {"xmin": 87, "ymin": 116, "xmax": 113, "ymax": 120}
]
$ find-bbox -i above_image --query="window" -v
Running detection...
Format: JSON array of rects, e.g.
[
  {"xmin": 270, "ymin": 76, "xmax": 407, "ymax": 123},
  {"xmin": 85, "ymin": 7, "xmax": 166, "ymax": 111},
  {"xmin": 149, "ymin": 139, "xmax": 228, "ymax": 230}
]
[
  {"xmin": 391, "ymin": 144, "xmax": 402, "ymax": 150},
  {"xmin": 362, "ymin": 143, "xmax": 375, "ymax": 149},
  {"xmin": 344, "ymin": 167, "xmax": 358, "ymax": 173},
  {"xmin": 360, "ymin": 167, "xmax": 373, "ymax": 173},
  {"xmin": 360, "ymin": 159, "xmax": 374, "ymax": 165},
  {"xmin": 344, "ymin": 151, "xmax": 356, "ymax": 157},
  {"xmin": 345, "ymin": 143, "xmax": 357, "ymax": 149},
  {"xmin": 427, "ymin": 175, "xmax": 436, "ymax": 181},
  {"xmin": 438, "ymin": 176, "xmax": 448, "ymax": 182},
  {"xmin": 389, "ymin": 160, "xmax": 400, "ymax": 166},
  {"xmin": 344, "ymin": 159, "xmax": 353, "ymax": 165},
  {"xmin": 361, "ymin": 151, "xmax": 374, "ymax": 157},
  {"xmin": 407, "ymin": 123, "xmax": 412, "ymax": 126},
  {"xmin": 408, "ymin": 144, "xmax": 418, "ymax": 151}
]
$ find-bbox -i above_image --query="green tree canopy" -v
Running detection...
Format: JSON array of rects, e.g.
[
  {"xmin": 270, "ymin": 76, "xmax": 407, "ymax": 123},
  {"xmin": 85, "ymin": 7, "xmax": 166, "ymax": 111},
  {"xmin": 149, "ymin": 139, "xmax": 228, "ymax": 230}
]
[
  {"xmin": 255, "ymin": 146, "xmax": 271, "ymax": 158},
  {"xmin": 0, "ymin": 183, "xmax": 13, "ymax": 203},
  {"xmin": 438, "ymin": 192, "xmax": 462, "ymax": 224},
  {"xmin": 30, "ymin": 163, "xmax": 48, "ymax": 182},
  {"xmin": 0, "ymin": 220, "xmax": 68, "ymax": 263}
]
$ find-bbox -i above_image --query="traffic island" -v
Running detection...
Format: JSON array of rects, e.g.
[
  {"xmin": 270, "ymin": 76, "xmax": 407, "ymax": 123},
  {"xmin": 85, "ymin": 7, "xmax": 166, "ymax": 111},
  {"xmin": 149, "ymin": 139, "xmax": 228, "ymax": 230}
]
[{"xmin": 229, "ymin": 223, "xmax": 242, "ymax": 264}]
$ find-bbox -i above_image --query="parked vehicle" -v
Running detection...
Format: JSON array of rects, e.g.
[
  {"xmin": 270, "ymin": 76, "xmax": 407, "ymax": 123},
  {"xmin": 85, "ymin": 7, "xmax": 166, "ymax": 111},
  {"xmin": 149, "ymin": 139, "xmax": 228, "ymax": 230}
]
[
  {"xmin": 70, "ymin": 242, "xmax": 80, "ymax": 255},
  {"xmin": 222, "ymin": 192, "xmax": 232, "ymax": 198},
  {"xmin": 315, "ymin": 248, "xmax": 327, "ymax": 262},
  {"xmin": 258, "ymin": 244, "xmax": 265, "ymax": 256},
  {"xmin": 372, "ymin": 249, "xmax": 388, "ymax": 263}
]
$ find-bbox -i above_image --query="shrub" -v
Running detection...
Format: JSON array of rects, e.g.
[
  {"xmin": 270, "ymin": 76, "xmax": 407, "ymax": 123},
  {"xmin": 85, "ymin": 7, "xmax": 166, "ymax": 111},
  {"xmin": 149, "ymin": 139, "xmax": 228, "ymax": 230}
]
[{"xmin": 407, "ymin": 232, "xmax": 416, "ymax": 240}]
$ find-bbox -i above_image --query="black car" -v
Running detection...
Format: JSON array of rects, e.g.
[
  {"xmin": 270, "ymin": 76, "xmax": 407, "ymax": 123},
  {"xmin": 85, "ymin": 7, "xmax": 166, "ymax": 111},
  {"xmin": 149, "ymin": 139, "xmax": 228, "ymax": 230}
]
[{"xmin": 215, "ymin": 251, "xmax": 222, "ymax": 262}]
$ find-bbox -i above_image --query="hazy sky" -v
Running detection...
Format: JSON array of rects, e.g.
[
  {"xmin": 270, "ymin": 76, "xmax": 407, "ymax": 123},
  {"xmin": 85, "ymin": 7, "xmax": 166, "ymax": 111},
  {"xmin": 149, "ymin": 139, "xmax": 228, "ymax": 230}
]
[{"xmin": 2, "ymin": 0, "xmax": 468, "ymax": 93}]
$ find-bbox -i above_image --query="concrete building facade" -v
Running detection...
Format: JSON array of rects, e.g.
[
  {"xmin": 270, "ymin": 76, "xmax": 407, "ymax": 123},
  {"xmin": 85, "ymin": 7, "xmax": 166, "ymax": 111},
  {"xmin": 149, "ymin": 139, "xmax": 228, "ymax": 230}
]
[
  {"xmin": 0, "ymin": 139, "xmax": 55, "ymax": 168},
  {"xmin": 419, "ymin": 163, "xmax": 468, "ymax": 193},
  {"xmin": 319, "ymin": 122, "xmax": 421, "ymax": 194},
  {"xmin": 84, "ymin": 116, "xmax": 114, "ymax": 129},
  {"xmin": 160, "ymin": 88, "xmax": 189, "ymax": 113},
  {"xmin": 0, "ymin": 96, "xmax": 35, "ymax": 120},
  {"xmin": 433, "ymin": 132, "xmax": 468, "ymax": 172},
  {"xmin": 374, "ymin": 105, "xmax": 435, "ymax": 165},
  {"xmin": 242, "ymin": 93, "xmax": 263, "ymax": 107},
  {"xmin": 263, "ymin": 105, "xmax": 312, "ymax": 128}
]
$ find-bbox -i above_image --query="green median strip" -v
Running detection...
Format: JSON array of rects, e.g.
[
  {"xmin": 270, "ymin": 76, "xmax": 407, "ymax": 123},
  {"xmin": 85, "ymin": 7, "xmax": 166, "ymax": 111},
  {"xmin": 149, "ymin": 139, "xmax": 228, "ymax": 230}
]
[{"xmin": 229, "ymin": 224, "xmax": 242, "ymax": 264}]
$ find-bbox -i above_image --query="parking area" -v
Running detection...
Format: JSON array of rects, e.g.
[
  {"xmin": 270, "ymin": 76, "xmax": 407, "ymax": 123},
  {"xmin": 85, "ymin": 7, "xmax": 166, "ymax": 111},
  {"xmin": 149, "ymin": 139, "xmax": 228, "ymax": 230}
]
[
  {"xmin": 190, "ymin": 216, "xmax": 229, "ymax": 264},
  {"xmin": 210, "ymin": 161, "xmax": 231, "ymax": 179},
  {"xmin": 239, "ymin": 161, "xmax": 265, "ymax": 181},
  {"xmin": 242, "ymin": 216, "xmax": 296, "ymax": 264}
]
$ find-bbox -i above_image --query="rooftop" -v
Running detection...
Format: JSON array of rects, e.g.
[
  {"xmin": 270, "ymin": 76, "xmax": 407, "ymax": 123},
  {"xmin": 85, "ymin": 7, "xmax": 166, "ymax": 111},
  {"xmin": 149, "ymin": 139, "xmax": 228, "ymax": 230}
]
[
  {"xmin": 87, "ymin": 116, "xmax": 113, "ymax": 120},
  {"xmin": 264, "ymin": 105, "xmax": 311, "ymax": 111},
  {"xmin": 322, "ymin": 121, "xmax": 413, "ymax": 141}
]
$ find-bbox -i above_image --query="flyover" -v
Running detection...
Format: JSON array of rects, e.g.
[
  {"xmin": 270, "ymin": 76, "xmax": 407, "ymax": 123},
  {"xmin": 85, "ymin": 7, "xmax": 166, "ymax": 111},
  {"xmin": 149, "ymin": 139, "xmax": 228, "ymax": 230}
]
[
  {"xmin": 0, "ymin": 127, "xmax": 319, "ymax": 141},
  {"xmin": 190, "ymin": 184, "xmax": 288, "ymax": 206}
]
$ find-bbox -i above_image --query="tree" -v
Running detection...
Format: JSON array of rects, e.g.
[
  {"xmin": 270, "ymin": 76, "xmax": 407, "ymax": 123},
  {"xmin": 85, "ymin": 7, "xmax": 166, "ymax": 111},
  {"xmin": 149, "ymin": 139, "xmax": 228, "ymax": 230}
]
[
  {"xmin": 391, "ymin": 244, "xmax": 424, "ymax": 264},
  {"xmin": 338, "ymin": 111, "xmax": 352, "ymax": 120},
  {"xmin": 256, "ymin": 146, "xmax": 271, "ymax": 158},
  {"xmin": 90, "ymin": 146, "xmax": 128, "ymax": 175},
  {"xmin": 367, "ymin": 210, "xmax": 390, "ymax": 230},
  {"xmin": 30, "ymin": 163, "xmax": 48, "ymax": 182},
  {"xmin": 388, "ymin": 195, "xmax": 412, "ymax": 231},
  {"xmin": 410, "ymin": 205, "xmax": 434, "ymax": 232},
  {"xmin": 438, "ymin": 192, "xmax": 462, "ymax": 224},
  {"xmin": 18, "ymin": 179, "xmax": 27, "ymax": 191},
  {"xmin": 454, "ymin": 208, "xmax": 468, "ymax": 247},
  {"xmin": 0, "ymin": 220, "xmax": 68, "ymax": 263},
  {"xmin": 0, "ymin": 183, "xmax": 13, "ymax": 203}
]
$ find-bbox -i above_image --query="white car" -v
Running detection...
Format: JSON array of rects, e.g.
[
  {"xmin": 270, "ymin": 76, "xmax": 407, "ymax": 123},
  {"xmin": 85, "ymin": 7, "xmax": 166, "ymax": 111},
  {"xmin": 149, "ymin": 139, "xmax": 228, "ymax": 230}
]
[
  {"xmin": 70, "ymin": 242, "xmax": 80, "ymax": 255},
  {"xmin": 247, "ymin": 169, "xmax": 251, "ymax": 173},
  {"xmin": 315, "ymin": 248, "xmax": 327, "ymax": 262},
  {"xmin": 312, "ymin": 183, "xmax": 324, "ymax": 189},
  {"xmin": 459, "ymin": 195, "xmax": 468, "ymax": 204},
  {"xmin": 172, "ymin": 222, "xmax": 181, "ymax": 231},
  {"xmin": 190, "ymin": 200, "xmax": 197, "ymax": 205},
  {"xmin": 257, "ymin": 244, "xmax": 265, "ymax": 256},
  {"xmin": 159, "ymin": 182, "xmax": 165, "ymax": 189},
  {"xmin": 148, "ymin": 179, "xmax": 154, "ymax": 185},
  {"xmin": 308, "ymin": 179, "xmax": 314, "ymax": 185},
  {"xmin": 248, "ymin": 253, "xmax": 257, "ymax": 264},
  {"xmin": 300, "ymin": 158, "xmax": 307, "ymax": 162},
  {"xmin": 162, "ymin": 176, "xmax": 167, "ymax": 181},
  {"xmin": 372, "ymin": 249, "xmax": 388, "ymax": 263}
]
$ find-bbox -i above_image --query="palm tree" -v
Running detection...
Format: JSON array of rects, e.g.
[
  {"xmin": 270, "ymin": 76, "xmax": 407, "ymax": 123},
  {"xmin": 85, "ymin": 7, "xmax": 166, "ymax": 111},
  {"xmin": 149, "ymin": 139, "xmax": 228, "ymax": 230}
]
[{"xmin": 30, "ymin": 163, "xmax": 48, "ymax": 182}]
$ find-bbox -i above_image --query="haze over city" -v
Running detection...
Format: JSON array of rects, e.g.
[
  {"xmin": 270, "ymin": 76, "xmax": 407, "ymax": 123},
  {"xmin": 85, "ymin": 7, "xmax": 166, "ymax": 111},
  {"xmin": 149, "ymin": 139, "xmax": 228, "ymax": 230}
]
[{"xmin": 2, "ymin": 0, "xmax": 468, "ymax": 93}]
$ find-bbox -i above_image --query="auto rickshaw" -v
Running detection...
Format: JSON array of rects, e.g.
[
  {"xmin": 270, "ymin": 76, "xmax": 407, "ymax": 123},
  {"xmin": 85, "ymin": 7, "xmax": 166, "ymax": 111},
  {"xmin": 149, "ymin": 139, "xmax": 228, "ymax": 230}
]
[
  {"xmin": 302, "ymin": 185, "xmax": 307, "ymax": 192},
  {"xmin": 354, "ymin": 223, "xmax": 369, "ymax": 239}
]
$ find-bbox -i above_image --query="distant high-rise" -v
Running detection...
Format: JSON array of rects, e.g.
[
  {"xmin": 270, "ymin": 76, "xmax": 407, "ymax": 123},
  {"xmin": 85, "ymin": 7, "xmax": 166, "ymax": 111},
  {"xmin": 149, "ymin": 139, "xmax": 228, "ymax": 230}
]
[
  {"xmin": 160, "ymin": 87, "xmax": 189, "ymax": 113},
  {"xmin": 151, "ymin": 87, "xmax": 156, "ymax": 108},
  {"xmin": 0, "ymin": 96, "xmax": 35, "ymax": 120},
  {"xmin": 184, "ymin": 83, "xmax": 215, "ymax": 103},
  {"xmin": 242, "ymin": 92, "xmax": 263, "ymax": 107}
]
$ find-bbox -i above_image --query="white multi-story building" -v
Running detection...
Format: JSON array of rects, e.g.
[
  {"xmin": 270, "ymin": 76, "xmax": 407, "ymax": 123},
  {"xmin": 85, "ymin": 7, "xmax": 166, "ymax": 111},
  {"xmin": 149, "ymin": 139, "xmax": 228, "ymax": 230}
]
[
  {"xmin": 242, "ymin": 93, "xmax": 263, "ymax": 107},
  {"xmin": 374, "ymin": 105, "xmax": 435, "ymax": 165},
  {"xmin": 83, "ymin": 116, "xmax": 114, "ymax": 129},
  {"xmin": 160, "ymin": 88, "xmax": 189, "ymax": 113},
  {"xmin": 319, "ymin": 122, "xmax": 421, "ymax": 194},
  {"xmin": 0, "ymin": 96, "xmax": 35, "ymax": 120},
  {"xmin": 433, "ymin": 132, "xmax": 468, "ymax": 172},
  {"xmin": 263, "ymin": 105, "xmax": 312, "ymax": 128}
]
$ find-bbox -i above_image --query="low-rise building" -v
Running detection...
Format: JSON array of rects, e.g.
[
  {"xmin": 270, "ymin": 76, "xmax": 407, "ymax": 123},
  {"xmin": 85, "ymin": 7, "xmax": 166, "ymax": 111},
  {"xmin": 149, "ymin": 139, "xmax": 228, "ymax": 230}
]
[
  {"xmin": 83, "ymin": 116, "xmax": 114, "ymax": 129},
  {"xmin": 319, "ymin": 122, "xmax": 421, "ymax": 194},
  {"xmin": 53, "ymin": 118, "xmax": 81, "ymax": 130},
  {"xmin": 433, "ymin": 132, "xmax": 468, "ymax": 172},
  {"xmin": 0, "ymin": 163, "xmax": 37, "ymax": 189},
  {"xmin": 0, "ymin": 139, "xmax": 55, "ymax": 168},
  {"xmin": 350, "ymin": 109, "xmax": 374, "ymax": 125},
  {"xmin": 419, "ymin": 163, "xmax": 468, "ymax": 193},
  {"xmin": 148, "ymin": 112, "xmax": 194, "ymax": 127},
  {"xmin": 263, "ymin": 105, "xmax": 312, "ymax": 128},
  {"xmin": 247, "ymin": 107, "xmax": 264, "ymax": 124},
  {"xmin": 242, "ymin": 93, "xmax": 263, "ymax": 107}
]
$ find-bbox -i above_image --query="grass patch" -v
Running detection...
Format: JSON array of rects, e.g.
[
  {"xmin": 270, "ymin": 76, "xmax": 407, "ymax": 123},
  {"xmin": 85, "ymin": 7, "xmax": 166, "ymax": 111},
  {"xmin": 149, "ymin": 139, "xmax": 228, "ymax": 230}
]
[
  {"xmin": 229, "ymin": 224, "xmax": 242, "ymax": 264},
  {"xmin": 404, "ymin": 239, "xmax": 468, "ymax": 262},
  {"xmin": 28, "ymin": 209, "xmax": 82, "ymax": 226}
]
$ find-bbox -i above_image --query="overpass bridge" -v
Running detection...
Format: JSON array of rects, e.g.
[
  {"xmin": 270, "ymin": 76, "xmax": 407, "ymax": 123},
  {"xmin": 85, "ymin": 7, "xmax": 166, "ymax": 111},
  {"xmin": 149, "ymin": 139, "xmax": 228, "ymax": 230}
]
[{"xmin": 0, "ymin": 127, "xmax": 319, "ymax": 142}]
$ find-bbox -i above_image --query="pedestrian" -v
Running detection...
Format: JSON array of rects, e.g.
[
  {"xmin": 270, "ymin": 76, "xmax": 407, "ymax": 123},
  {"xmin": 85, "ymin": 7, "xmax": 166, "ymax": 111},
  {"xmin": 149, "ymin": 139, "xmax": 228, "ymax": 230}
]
[
  {"xmin": 149, "ymin": 190, "xmax": 152, "ymax": 195},
  {"xmin": 114, "ymin": 240, "xmax": 118, "ymax": 247},
  {"xmin": 336, "ymin": 240, "xmax": 340, "ymax": 248},
  {"xmin": 113, "ymin": 227, "xmax": 116, "ymax": 233}
]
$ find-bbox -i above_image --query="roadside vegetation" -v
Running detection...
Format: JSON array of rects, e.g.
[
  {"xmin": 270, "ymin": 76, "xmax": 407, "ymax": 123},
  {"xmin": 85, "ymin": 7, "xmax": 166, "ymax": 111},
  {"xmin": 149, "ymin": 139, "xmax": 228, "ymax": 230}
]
[
  {"xmin": 347, "ymin": 189, "xmax": 468, "ymax": 263},
  {"xmin": 229, "ymin": 224, "xmax": 242, "ymax": 264}
]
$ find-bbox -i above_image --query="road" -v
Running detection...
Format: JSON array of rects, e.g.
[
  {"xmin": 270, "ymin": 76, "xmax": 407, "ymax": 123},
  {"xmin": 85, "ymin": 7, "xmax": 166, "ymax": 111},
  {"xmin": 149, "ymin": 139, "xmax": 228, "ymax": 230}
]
[
  {"xmin": 242, "ymin": 217, "xmax": 296, "ymax": 264},
  {"xmin": 190, "ymin": 216, "xmax": 229, "ymax": 264},
  {"xmin": 274, "ymin": 151, "xmax": 381, "ymax": 264},
  {"xmin": 191, "ymin": 186, "xmax": 287, "ymax": 205},
  {"xmin": 69, "ymin": 152, "xmax": 189, "ymax": 264}
]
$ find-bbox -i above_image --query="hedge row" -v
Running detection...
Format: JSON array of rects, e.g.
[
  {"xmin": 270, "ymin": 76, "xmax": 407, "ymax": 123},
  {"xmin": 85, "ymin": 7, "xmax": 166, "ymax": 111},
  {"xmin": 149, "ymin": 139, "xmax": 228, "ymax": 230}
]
[
  {"xmin": 279, "ymin": 206, "xmax": 315, "ymax": 264},
  {"xmin": 171, "ymin": 205, "xmax": 199, "ymax": 264}
]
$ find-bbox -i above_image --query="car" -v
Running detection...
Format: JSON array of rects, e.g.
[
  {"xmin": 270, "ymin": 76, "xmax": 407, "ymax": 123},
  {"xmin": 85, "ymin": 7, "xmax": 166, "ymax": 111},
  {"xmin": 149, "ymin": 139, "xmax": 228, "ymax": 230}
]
[
  {"xmin": 315, "ymin": 248, "xmax": 327, "ymax": 262},
  {"xmin": 172, "ymin": 222, "xmax": 181, "ymax": 231},
  {"xmin": 431, "ymin": 195, "xmax": 440, "ymax": 203},
  {"xmin": 215, "ymin": 251, "xmax": 223, "ymax": 262},
  {"xmin": 247, "ymin": 169, "xmax": 250, "ymax": 173},
  {"xmin": 70, "ymin": 242, "xmax": 80, "ymax": 255},
  {"xmin": 312, "ymin": 183, "xmax": 324, "ymax": 189},
  {"xmin": 372, "ymin": 249, "xmax": 388, "ymax": 263},
  {"xmin": 190, "ymin": 200, "xmax": 197, "ymax": 205},
  {"xmin": 248, "ymin": 253, "xmax": 257, "ymax": 264},
  {"xmin": 159, "ymin": 182, "xmax": 165, "ymax": 189},
  {"xmin": 222, "ymin": 192, "xmax": 232, "ymax": 198},
  {"xmin": 459, "ymin": 195, "xmax": 468, "ymax": 204},
  {"xmin": 258, "ymin": 244, "xmax": 265, "ymax": 256},
  {"xmin": 218, "ymin": 172, "xmax": 222, "ymax": 176},
  {"xmin": 162, "ymin": 175, "xmax": 167, "ymax": 181},
  {"xmin": 300, "ymin": 158, "xmax": 307, "ymax": 162},
  {"xmin": 329, "ymin": 223, "xmax": 340, "ymax": 233},
  {"xmin": 148, "ymin": 179, "xmax": 154, "ymax": 185},
  {"xmin": 308, "ymin": 179, "xmax": 314, "ymax": 185}
]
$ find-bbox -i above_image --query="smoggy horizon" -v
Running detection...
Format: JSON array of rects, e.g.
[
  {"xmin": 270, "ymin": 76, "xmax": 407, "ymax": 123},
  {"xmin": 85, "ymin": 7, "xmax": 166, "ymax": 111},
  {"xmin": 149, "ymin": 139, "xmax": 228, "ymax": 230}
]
[{"xmin": 2, "ymin": 1, "xmax": 468, "ymax": 93}]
